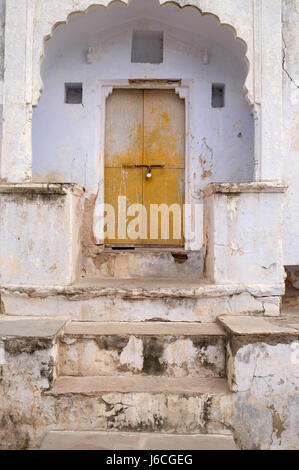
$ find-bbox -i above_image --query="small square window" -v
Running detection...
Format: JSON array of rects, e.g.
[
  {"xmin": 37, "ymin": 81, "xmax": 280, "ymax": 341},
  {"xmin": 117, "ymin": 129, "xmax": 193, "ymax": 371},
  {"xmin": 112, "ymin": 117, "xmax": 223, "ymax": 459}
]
[
  {"xmin": 65, "ymin": 83, "xmax": 83, "ymax": 104},
  {"xmin": 212, "ymin": 84, "xmax": 225, "ymax": 108},
  {"xmin": 131, "ymin": 30, "xmax": 164, "ymax": 64}
]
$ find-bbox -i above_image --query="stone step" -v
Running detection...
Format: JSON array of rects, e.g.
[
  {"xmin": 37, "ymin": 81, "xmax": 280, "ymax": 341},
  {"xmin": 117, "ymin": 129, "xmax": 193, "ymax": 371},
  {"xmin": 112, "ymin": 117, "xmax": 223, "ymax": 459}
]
[
  {"xmin": 50, "ymin": 375, "xmax": 229, "ymax": 395},
  {"xmin": 58, "ymin": 322, "xmax": 226, "ymax": 378},
  {"xmin": 40, "ymin": 430, "xmax": 238, "ymax": 450},
  {"xmin": 46, "ymin": 376, "xmax": 232, "ymax": 434},
  {"xmin": 82, "ymin": 249, "xmax": 204, "ymax": 279},
  {"xmin": 0, "ymin": 279, "xmax": 282, "ymax": 322}
]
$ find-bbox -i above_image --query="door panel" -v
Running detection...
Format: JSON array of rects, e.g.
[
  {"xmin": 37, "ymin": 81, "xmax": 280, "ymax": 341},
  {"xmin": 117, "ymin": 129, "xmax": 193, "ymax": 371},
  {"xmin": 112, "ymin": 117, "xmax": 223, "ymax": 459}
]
[
  {"xmin": 143, "ymin": 167, "xmax": 185, "ymax": 245},
  {"xmin": 105, "ymin": 89, "xmax": 143, "ymax": 168},
  {"xmin": 104, "ymin": 88, "xmax": 185, "ymax": 246},
  {"xmin": 144, "ymin": 89, "xmax": 185, "ymax": 168},
  {"xmin": 104, "ymin": 167, "xmax": 144, "ymax": 245}
]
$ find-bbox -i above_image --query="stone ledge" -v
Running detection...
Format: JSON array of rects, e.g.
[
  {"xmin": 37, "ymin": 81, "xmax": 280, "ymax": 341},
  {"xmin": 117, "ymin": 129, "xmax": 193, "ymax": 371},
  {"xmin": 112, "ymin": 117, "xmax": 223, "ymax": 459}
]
[
  {"xmin": 0, "ymin": 280, "xmax": 285, "ymax": 299},
  {"xmin": 40, "ymin": 431, "xmax": 238, "ymax": 450},
  {"xmin": 0, "ymin": 182, "xmax": 84, "ymax": 196},
  {"xmin": 204, "ymin": 181, "xmax": 288, "ymax": 197},
  {"xmin": 0, "ymin": 316, "xmax": 67, "ymax": 339},
  {"xmin": 48, "ymin": 375, "xmax": 229, "ymax": 396},
  {"xmin": 63, "ymin": 321, "xmax": 226, "ymax": 336},
  {"xmin": 218, "ymin": 315, "xmax": 299, "ymax": 337}
]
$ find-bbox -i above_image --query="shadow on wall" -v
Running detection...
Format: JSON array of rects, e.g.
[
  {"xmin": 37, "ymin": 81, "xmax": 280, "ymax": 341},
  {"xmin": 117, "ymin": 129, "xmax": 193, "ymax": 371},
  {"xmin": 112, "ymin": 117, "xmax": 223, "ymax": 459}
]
[{"xmin": 285, "ymin": 266, "xmax": 299, "ymax": 291}]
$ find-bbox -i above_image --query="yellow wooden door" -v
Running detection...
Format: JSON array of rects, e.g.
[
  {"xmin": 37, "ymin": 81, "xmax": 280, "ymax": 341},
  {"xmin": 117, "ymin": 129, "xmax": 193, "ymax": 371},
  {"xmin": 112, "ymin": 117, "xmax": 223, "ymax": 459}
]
[{"xmin": 104, "ymin": 88, "xmax": 185, "ymax": 246}]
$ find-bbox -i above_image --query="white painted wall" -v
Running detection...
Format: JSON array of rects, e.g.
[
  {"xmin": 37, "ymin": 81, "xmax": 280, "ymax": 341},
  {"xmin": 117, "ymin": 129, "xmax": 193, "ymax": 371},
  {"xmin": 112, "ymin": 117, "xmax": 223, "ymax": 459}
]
[
  {"xmin": 0, "ymin": 0, "xmax": 5, "ymax": 166},
  {"xmin": 282, "ymin": 0, "xmax": 299, "ymax": 265},
  {"xmin": 32, "ymin": 0, "xmax": 254, "ymax": 197}
]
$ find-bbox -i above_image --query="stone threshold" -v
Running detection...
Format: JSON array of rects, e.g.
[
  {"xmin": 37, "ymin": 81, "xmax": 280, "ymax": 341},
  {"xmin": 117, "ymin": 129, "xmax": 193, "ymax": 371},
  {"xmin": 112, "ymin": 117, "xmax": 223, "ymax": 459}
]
[
  {"xmin": 40, "ymin": 430, "xmax": 238, "ymax": 450},
  {"xmin": 63, "ymin": 321, "xmax": 226, "ymax": 336},
  {"xmin": 48, "ymin": 376, "xmax": 229, "ymax": 396},
  {"xmin": 0, "ymin": 279, "xmax": 285, "ymax": 299}
]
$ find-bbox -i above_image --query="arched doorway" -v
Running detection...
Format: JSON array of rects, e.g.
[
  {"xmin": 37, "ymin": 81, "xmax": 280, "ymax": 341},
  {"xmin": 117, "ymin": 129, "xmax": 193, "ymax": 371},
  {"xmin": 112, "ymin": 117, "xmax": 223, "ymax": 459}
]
[{"xmin": 32, "ymin": 0, "xmax": 253, "ymax": 276}]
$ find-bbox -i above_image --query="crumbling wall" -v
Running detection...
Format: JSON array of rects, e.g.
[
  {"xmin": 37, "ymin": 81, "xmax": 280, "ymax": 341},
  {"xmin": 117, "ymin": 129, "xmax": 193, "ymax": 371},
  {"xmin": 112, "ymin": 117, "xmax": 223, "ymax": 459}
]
[
  {"xmin": 0, "ymin": 337, "xmax": 57, "ymax": 449},
  {"xmin": 230, "ymin": 339, "xmax": 299, "ymax": 449},
  {"xmin": 0, "ymin": 324, "xmax": 298, "ymax": 449}
]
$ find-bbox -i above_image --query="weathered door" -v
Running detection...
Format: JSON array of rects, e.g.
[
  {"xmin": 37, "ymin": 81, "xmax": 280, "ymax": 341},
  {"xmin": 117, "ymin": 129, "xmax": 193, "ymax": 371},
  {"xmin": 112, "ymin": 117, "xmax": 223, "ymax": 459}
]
[{"xmin": 104, "ymin": 88, "xmax": 185, "ymax": 246}]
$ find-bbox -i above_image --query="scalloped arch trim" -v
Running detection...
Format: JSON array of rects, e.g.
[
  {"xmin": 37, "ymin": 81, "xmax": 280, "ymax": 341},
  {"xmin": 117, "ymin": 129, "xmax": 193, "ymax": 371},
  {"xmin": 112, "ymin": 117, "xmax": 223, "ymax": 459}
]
[{"xmin": 33, "ymin": 0, "xmax": 253, "ymax": 106}]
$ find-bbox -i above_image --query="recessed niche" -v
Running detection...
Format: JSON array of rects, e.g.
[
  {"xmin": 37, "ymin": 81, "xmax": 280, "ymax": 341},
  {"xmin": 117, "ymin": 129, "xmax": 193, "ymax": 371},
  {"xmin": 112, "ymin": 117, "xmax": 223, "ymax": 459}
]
[
  {"xmin": 212, "ymin": 84, "xmax": 225, "ymax": 108},
  {"xmin": 131, "ymin": 30, "xmax": 164, "ymax": 64},
  {"xmin": 65, "ymin": 83, "xmax": 83, "ymax": 104}
]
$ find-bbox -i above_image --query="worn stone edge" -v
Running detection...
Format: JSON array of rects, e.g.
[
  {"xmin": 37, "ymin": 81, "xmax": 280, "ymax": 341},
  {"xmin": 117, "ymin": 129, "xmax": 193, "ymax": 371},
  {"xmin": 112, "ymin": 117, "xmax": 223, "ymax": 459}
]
[
  {"xmin": 46, "ymin": 376, "xmax": 230, "ymax": 397},
  {"xmin": 0, "ymin": 183, "xmax": 84, "ymax": 196},
  {"xmin": 0, "ymin": 283, "xmax": 285, "ymax": 300},
  {"xmin": 0, "ymin": 318, "xmax": 68, "ymax": 340},
  {"xmin": 217, "ymin": 316, "xmax": 299, "ymax": 352},
  {"xmin": 204, "ymin": 181, "xmax": 288, "ymax": 197}
]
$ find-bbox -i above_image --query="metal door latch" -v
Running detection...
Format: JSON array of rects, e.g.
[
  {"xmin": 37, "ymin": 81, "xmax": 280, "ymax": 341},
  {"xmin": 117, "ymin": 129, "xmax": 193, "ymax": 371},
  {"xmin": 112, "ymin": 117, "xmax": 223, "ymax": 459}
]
[{"xmin": 122, "ymin": 164, "xmax": 165, "ymax": 179}]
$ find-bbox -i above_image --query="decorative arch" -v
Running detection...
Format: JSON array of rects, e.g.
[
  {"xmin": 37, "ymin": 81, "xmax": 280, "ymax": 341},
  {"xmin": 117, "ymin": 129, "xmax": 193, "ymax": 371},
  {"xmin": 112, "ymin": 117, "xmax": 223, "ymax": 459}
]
[
  {"xmin": 32, "ymin": 0, "xmax": 255, "ymax": 107},
  {"xmin": 2, "ymin": 0, "xmax": 283, "ymax": 184}
]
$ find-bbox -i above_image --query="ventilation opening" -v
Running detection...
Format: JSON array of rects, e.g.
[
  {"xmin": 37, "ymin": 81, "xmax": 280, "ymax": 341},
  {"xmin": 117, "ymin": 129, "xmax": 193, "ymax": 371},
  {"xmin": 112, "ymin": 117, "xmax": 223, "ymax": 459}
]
[
  {"xmin": 212, "ymin": 84, "xmax": 225, "ymax": 108},
  {"xmin": 111, "ymin": 247, "xmax": 136, "ymax": 251},
  {"xmin": 65, "ymin": 83, "xmax": 83, "ymax": 104},
  {"xmin": 172, "ymin": 253, "xmax": 188, "ymax": 264},
  {"xmin": 131, "ymin": 30, "xmax": 164, "ymax": 64}
]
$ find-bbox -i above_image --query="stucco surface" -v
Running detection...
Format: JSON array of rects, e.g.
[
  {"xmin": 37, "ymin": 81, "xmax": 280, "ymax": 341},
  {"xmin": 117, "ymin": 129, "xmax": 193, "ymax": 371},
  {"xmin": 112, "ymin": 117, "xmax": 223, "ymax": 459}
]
[
  {"xmin": 282, "ymin": 0, "xmax": 299, "ymax": 264},
  {"xmin": 0, "ymin": 184, "xmax": 82, "ymax": 286}
]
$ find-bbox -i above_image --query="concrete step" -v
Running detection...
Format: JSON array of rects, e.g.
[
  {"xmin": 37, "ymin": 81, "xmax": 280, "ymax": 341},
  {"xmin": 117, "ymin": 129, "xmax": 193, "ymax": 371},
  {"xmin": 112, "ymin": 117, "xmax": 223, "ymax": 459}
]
[
  {"xmin": 40, "ymin": 430, "xmax": 238, "ymax": 450},
  {"xmin": 46, "ymin": 376, "xmax": 232, "ymax": 434},
  {"xmin": 1, "ymin": 278, "xmax": 282, "ymax": 322},
  {"xmin": 82, "ymin": 249, "xmax": 204, "ymax": 279},
  {"xmin": 58, "ymin": 322, "xmax": 226, "ymax": 378}
]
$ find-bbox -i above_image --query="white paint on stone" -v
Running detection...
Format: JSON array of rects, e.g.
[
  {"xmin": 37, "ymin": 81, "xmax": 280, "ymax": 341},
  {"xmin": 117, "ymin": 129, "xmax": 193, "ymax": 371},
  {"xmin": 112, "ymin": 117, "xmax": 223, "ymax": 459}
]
[
  {"xmin": 264, "ymin": 302, "xmax": 281, "ymax": 317},
  {"xmin": 162, "ymin": 339, "xmax": 197, "ymax": 368},
  {"xmin": 204, "ymin": 183, "xmax": 286, "ymax": 286},
  {"xmin": 119, "ymin": 336, "xmax": 144, "ymax": 372},
  {"xmin": 229, "ymin": 339, "xmax": 299, "ymax": 449},
  {"xmin": 0, "ymin": 184, "xmax": 83, "ymax": 286},
  {"xmin": 0, "ymin": 341, "xmax": 5, "ymax": 365},
  {"xmin": 282, "ymin": 0, "xmax": 299, "ymax": 265},
  {"xmin": 0, "ymin": 289, "xmax": 280, "ymax": 322}
]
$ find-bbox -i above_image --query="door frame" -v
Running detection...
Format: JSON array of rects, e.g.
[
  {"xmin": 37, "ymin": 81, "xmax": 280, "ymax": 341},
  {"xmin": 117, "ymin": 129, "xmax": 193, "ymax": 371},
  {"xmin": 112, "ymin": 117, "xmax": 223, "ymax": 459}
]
[{"xmin": 93, "ymin": 79, "xmax": 195, "ymax": 250}]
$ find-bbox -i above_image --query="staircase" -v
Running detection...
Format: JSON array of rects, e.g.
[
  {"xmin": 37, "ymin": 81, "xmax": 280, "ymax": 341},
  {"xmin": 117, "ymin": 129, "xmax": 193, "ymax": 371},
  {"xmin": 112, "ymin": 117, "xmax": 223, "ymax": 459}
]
[
  {"xmin": 1, "ymin": 272, "xmax": 286, "ymax": 450},
  {"xmin": 40, "ymin": 320, "xmax": 237, "ymax": 450}
]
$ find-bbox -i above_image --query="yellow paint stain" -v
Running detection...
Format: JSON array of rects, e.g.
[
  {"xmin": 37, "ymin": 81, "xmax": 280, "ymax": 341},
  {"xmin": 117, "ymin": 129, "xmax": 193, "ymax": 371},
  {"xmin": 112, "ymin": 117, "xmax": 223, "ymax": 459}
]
[
  {"xmin": 161, "ymin": 112, "xmax": 170, "ymax": 123},
  {"xmin": 28, "ymin": 239, "xmax": 35, "ymax": 251},
  {"xmin": 0, "ymin": 254, "xmax": 21, "ymax": 276}
]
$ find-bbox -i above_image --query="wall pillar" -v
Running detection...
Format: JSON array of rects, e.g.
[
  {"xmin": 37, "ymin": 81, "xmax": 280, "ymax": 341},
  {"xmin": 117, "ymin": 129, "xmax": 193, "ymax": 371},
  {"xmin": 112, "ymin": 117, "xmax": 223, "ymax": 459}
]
[
  {"xmin": 0, "ymin": 183, "xmax": 83, "ymax": 286},
  {"xmin": 204, "ymin": 182, "xmax": 287, "ymax": 293},
  {"xmin": 0, "ymin": 0, "xmax": 33, "ymax": 182},
  {"xmin": 254, "ymin": 0, "xmax": 283, "ymax": 181}
]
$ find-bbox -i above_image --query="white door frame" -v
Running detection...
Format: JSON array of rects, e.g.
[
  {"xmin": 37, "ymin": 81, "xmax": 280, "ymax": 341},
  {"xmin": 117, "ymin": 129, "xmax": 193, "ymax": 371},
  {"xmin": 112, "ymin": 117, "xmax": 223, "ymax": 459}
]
[{"xmin": 93, "ymin": 78, "xmax": 199, "ymax": 250}]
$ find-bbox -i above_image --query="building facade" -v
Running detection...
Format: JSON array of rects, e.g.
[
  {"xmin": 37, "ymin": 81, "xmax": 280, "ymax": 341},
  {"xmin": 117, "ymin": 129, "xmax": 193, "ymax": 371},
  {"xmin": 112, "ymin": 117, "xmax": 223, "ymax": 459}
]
[{"xmin": 0, "ymin": 0, "xmax": 298, "ymax": 450}]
